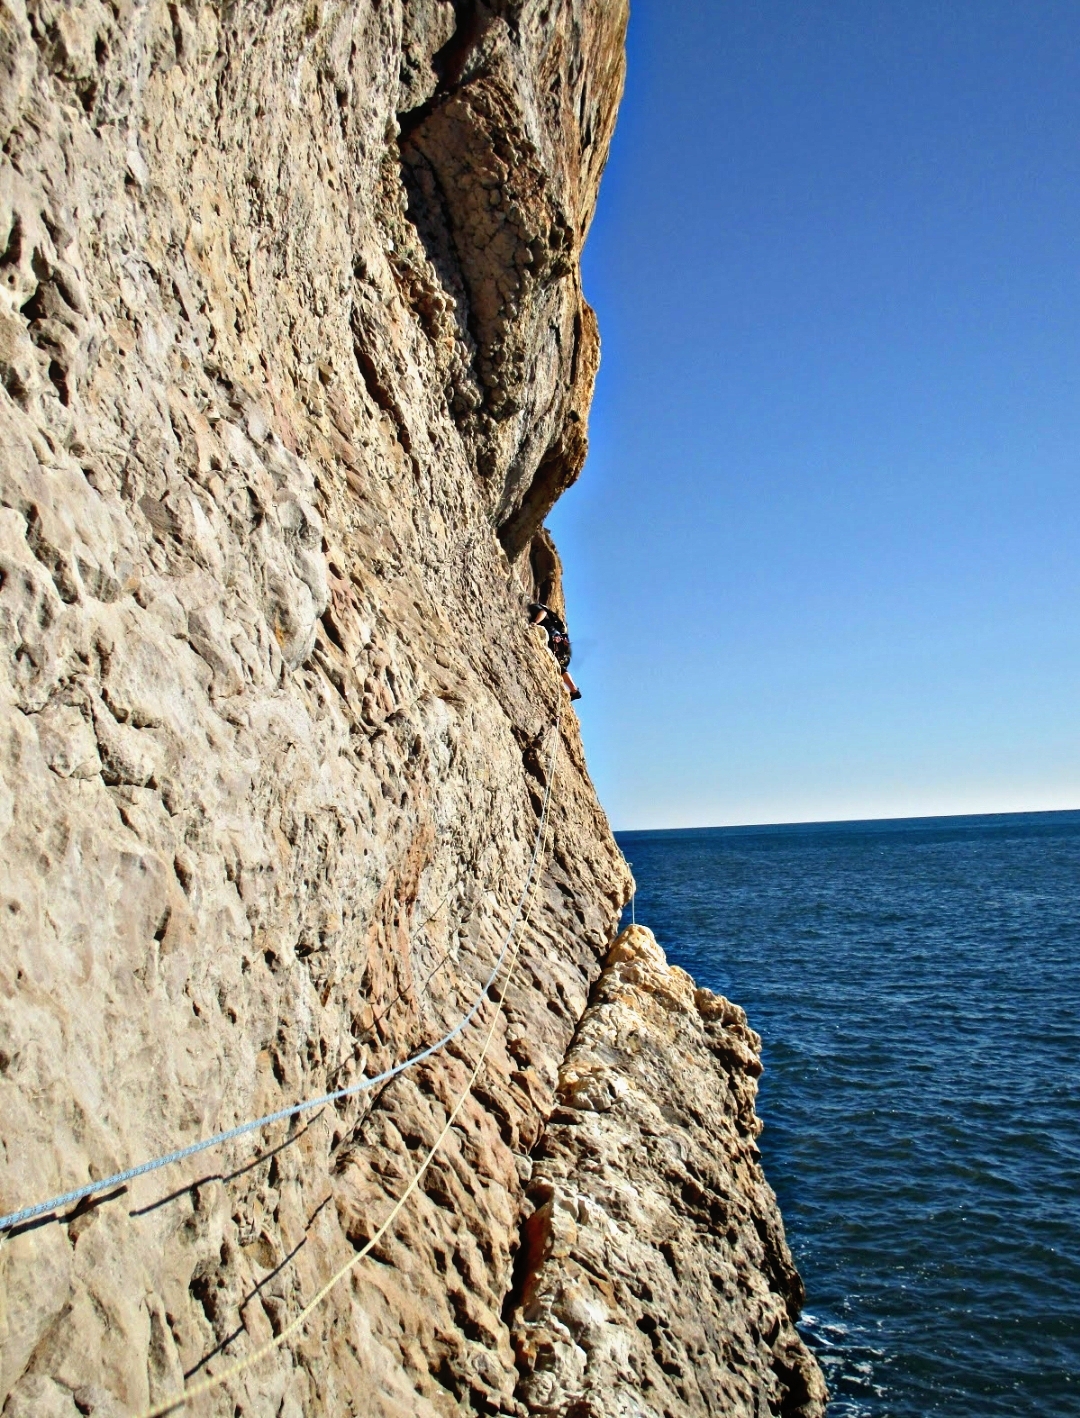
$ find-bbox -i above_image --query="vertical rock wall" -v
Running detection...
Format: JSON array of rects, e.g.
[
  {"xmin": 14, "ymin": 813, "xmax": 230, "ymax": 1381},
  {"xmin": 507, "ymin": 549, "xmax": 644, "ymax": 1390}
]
[{"xmin": 0, "ymin": 1, "xmax": 824, "ymax": 1414}]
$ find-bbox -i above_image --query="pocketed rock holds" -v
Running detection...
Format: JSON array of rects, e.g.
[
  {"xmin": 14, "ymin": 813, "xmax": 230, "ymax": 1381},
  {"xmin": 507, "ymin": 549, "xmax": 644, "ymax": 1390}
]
[{"xmin": 509, "ymin": 925, "xmax": 828, "ymax": 1418}]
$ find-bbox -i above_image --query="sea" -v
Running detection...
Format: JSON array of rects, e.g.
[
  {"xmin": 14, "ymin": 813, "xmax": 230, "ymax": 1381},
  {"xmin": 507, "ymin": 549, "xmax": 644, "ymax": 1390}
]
[{"xmin": 615, "ymin": 810, "xmax": 1080, "ymax": 1418}]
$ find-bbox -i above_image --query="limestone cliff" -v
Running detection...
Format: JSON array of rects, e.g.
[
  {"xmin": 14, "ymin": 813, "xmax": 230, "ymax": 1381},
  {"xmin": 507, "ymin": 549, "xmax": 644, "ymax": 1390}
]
[{"xmin": 0, "ymin": 1, "xmax": 824, "ymax": 1414}]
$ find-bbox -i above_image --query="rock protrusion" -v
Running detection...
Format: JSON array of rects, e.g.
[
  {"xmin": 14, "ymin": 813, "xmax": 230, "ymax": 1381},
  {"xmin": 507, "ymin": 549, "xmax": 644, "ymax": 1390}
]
[
  {"xmin": 508, "ymin": 925, "xmax": 828, "ymax": 1418},
  {"xmin": 395, "ymin": 0, "xmax": 628, "ymax": 558}
]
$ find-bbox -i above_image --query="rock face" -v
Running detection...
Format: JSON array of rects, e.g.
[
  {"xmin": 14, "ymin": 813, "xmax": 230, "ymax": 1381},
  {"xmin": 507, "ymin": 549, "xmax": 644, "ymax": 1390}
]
[
  {"xmin": 0, "ymin": 1, "xmax": 824, "ymax": 1415},
  {"xmin": 509, "ymin": 926, "xmax": 828, "ymax": 1418}
]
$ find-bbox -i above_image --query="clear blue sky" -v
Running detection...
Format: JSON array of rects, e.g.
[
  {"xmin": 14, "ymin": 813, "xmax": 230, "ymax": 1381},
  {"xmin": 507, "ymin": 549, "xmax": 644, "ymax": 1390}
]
[{"xmin": 549, "ymin": 0, "xmax": 1080, "ymax": 830}]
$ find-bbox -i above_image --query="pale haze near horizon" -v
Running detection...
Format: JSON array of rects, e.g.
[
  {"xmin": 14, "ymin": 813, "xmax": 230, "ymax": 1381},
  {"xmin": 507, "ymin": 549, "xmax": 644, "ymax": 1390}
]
[{"xmin": 549, "ymin": 0, "xmax": 1080, "ymax": 831}]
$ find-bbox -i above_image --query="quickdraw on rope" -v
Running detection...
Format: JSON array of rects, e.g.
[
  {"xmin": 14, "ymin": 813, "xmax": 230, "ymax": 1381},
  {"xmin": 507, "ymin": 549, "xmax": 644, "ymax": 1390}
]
[
  {"xmin": 0, "ymin": 718, "xmax": 561, "ymax": 1235},
  {"xmin": 137, "ymin": 710, "xmax": 560, "ymax": 1418}
]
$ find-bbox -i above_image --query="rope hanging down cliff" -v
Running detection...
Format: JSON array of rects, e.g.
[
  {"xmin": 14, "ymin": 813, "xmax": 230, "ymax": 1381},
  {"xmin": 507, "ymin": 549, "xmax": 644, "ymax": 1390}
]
[
  {"xmin": 137, "ymin": 712, "xmax": 560, "ymax": 1418},
  {"xmin": 0, "ymin": 721, "xmax": 563, "ymax": 1236}
]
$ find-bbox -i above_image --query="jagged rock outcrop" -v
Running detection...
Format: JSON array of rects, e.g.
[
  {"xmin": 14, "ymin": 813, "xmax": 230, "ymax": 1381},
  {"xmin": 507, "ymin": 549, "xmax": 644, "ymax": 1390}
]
[
  {"xmin": 0, "ymin": 0, "xmax": 824, "ymax": 1414},
  {"xmin": 508, "ymin": 926, "xmax": 827, "ymax": 1418}
]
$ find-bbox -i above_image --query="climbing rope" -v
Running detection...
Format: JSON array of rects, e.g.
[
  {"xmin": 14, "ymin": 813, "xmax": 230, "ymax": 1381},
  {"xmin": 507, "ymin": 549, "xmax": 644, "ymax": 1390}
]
[
  {"xmin": 0, "ymin": 721, "xmax": 562, "ymax": 1235},
  {"xmin": 137, "ymin": 712, "xmax": 560, "ymax": 1417}
]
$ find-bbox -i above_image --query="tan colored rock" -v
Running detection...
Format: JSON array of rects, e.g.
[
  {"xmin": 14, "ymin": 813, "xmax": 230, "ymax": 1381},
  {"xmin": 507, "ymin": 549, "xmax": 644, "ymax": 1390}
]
[
  {"xmin": 509, "ymin": 926, "xmax": 827, "ymax": 1418},
  {"xmin": 0, "ymin": 2, "xmax": 823, "ymax": 1414}
]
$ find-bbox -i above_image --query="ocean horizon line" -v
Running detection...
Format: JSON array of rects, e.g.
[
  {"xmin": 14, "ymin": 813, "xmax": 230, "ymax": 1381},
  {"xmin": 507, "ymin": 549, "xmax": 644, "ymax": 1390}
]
[{"xmin": 615, "ymin": 805, "xmax": 1080, "ymax": 838}]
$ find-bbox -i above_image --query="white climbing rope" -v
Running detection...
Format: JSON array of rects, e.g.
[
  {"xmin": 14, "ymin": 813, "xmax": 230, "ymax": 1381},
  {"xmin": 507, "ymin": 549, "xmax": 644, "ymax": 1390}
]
[{"xmin": 0, "ymin": 719, "xmax": 562, "ymax": 1235}]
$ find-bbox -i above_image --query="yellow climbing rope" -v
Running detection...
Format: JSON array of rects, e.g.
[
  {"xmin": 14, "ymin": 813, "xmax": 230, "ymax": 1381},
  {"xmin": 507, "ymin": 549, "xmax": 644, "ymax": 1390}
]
[{"xmin": 137, "ymin": 715, "xmax": 560, "ymax": 1417}]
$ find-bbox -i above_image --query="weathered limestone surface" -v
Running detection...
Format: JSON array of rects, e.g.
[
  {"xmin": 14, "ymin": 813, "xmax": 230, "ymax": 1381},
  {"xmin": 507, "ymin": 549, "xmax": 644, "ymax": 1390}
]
[
  {"xmin": 509, "ymin": 926, "xmax": 828, "ymax": 1418},
  {"xmin": 0, "ymin": 0, "xmax": 824, "ymax": 1414}
]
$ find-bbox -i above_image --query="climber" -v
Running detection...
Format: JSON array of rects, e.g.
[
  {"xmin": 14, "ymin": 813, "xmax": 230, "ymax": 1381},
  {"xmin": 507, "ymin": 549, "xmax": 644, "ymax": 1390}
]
[{"xmin": 529, "ymin": 602, "xmax": 582, "ymax": 701}]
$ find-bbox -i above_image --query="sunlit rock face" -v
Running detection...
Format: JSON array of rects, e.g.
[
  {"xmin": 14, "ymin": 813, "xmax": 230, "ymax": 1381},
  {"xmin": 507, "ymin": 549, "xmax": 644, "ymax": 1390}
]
[
  {"xmin": 0, "ymin": 1, "xmax": 822, "ymax": 1413},
  {"xmin": 508, "ymin": 925, "xmax": 828, "ymax": 1418}
]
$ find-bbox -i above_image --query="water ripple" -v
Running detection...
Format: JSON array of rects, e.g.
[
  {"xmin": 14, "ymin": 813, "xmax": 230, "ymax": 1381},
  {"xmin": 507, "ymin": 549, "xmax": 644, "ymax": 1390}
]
[{"xmin": 618, "ymin": 810, "xmax": 1080, "ymax": 1418}]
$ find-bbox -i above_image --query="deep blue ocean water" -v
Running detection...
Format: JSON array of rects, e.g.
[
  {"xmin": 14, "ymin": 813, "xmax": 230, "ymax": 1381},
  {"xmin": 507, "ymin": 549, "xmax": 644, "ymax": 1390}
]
[{"xmin": 616, "ymin": 810, "xmax": 1080, "ymax": 1418}]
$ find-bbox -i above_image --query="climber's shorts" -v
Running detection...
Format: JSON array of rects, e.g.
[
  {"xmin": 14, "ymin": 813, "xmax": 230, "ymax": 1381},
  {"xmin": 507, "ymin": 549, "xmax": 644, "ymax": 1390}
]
[{"xmin": 548, "ymin": 631, "xmax": 571, "ymax": 671}]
